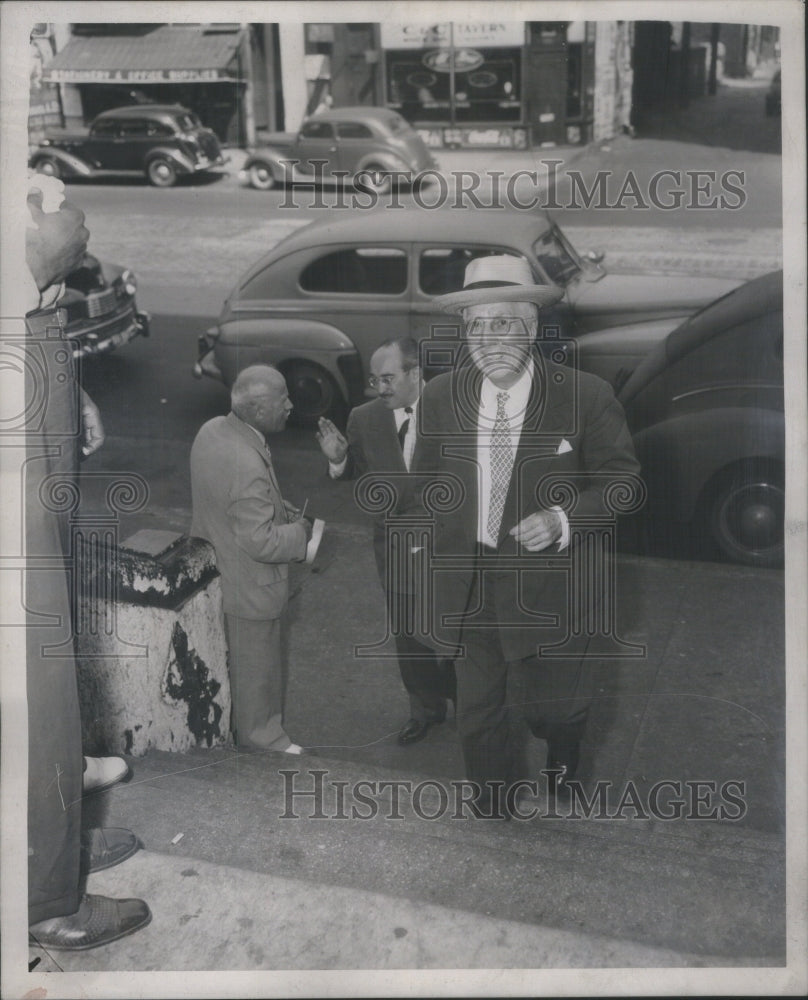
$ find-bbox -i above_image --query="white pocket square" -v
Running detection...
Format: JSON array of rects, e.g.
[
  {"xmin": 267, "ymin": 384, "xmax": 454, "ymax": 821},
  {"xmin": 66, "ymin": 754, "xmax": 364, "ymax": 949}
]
[{"xmin": 556, "ymin": 438, "xmax": 573, "ymax": 455}]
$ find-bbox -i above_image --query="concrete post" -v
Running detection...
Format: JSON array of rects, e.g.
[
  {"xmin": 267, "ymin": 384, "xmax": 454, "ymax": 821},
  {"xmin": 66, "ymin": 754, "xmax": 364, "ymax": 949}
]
[{"xmin": 75, "ymin": 528, "xmax": 231, "ymax": 757}]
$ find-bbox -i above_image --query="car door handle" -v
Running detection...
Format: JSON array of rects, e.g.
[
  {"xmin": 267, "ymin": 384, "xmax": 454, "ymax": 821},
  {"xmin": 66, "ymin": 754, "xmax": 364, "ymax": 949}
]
[{"xmin": 329, "ymin": 146, "xmax": 337, "ymax": 153}]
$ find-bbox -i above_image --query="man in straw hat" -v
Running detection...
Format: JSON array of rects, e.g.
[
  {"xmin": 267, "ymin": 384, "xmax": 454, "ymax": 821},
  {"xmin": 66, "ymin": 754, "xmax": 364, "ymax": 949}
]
[{"xmin": 412, "ymin": 254, "xmax": 641, "ymax": 817}]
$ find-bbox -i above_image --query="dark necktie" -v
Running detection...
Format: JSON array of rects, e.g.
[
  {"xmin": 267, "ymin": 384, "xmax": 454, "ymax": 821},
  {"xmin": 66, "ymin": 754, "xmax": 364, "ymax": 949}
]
[{"xmin": 398, "ymin": 407, "xmax": 413, "ymax": 451}]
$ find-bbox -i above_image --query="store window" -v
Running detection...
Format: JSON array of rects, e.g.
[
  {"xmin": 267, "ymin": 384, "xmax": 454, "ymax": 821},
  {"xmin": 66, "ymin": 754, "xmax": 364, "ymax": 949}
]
[
  {"xmin": 300, "ymin": 248, "xmax": 408, "ymax": 295},
  {"xmin": 386, "ymin": 46, "xmax": 523, "ymax": 124}
]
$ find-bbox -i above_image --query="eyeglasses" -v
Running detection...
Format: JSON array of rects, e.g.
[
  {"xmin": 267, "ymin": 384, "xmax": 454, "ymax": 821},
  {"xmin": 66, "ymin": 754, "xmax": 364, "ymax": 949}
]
[
  {"xmin": 466, "ymin": 316, "xmax": 533, "ymax": 340},
  {"xmin": 368, "ymin": 369, "xmax": 414, "ymax": 389}
]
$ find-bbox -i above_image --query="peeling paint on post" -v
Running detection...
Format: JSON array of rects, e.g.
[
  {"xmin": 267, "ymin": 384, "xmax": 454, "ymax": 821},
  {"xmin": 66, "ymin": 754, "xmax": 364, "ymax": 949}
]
[{"xmin": 75, "ymin": 531, "xmax": 231, "ymax": 756}]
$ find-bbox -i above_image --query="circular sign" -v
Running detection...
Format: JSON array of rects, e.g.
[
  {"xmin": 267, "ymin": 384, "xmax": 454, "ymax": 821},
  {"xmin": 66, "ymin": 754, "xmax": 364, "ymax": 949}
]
[
  {"xmin": 467, "ymin": 70, "xmax": 498, "ymax": 89},
  {"xmin": 422, "ymin": 48, "xmax": 484, "ymax": 73},
  {"xmin": 406, "ymin": 70, "xmax": 437, "ymax": 89}
]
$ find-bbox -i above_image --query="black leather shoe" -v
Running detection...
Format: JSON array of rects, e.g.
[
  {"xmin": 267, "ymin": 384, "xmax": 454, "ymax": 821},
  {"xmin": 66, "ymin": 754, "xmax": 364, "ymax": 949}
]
[
  {"xmin": 397, "ymin": 704, "xmax": 447, "ymax": 746},
  {"xmin": 545, "ymin": 741, "xmax": 581, "ymax": 803},
  {"xmin": 29, "ymin": 894, "xmax": 151, "ymax": 951},
  {"xmin": 83, "ymin": 827, "xmax": 141, "ymax": 873}
]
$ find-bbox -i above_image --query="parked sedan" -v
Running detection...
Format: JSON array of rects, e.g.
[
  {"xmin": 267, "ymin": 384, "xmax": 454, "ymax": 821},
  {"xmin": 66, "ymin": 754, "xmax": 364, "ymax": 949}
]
[
  {"xmin": 240, "ymin": 106, "xmax": 438, "ymax": 193},
  {"xmin": 611, "ymin": 271, "xmax": 783, "ymax": 568},
  {"xmin": 194, "ymin": 208, "xmax": 741, "ymax": 424},
  {"xmin": 29, "ymin": 104, "xmax": 226, "ymax": 187},
  {"xmin": 60, "ymin": 252, "xmax": 149, "ymax": 358}
]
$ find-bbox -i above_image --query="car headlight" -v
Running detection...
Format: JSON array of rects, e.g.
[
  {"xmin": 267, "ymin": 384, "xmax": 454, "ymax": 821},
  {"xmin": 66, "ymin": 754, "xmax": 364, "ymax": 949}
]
[{"xmin": 121, "ymin": 269, "xmax": 137, "ymax": 296}]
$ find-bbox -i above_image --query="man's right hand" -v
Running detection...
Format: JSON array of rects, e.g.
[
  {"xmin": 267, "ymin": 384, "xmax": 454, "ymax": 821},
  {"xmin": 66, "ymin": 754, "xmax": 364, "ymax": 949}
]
[
  {"xmin": 315, "ymin": 417, "xmax": 348, "ymax": 464},
  {"xmin": 25, "ymin": 188, "xmax": 90, "ymax": 292}
]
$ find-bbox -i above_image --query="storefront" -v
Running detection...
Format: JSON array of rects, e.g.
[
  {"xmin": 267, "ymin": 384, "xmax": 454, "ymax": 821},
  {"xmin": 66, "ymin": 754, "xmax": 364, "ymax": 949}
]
[
  {"xmin": 380, "ymin": 22, "xmax": 530, "ymax": 149},
  {"xmin": 40, "ymin": 24, "xmax": 249, "ymax": 143}
]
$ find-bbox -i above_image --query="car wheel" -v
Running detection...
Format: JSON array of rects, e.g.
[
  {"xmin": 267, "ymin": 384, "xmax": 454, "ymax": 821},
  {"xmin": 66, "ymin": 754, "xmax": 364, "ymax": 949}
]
[
  {"xmin": 248, "ymin": 163, "xmax": 276, "ymax": 191},
  {"xmin": 284, "ymin": 362, "xmax": 346, "ymax": 427},
  {"xmin": 147, "ymin": 157, "xmax": 178, "ymax": 188},
  {"xmin": 34, "ymin": 156, "xmax": 61, "ymax": 179},
  {"xmin": 357, "ymin": 163, "xmax": 392, "ymax": 195},
  {"xmin": 706, "ymin": 461, "xmax": 785, "ymax": 568}
]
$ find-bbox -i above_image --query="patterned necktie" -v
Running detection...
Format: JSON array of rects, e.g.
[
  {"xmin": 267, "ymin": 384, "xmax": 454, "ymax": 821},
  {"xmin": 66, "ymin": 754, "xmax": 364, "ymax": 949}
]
[{"xmin": 487, "ymin": 391, "xmax": 513, "ymax": 543}]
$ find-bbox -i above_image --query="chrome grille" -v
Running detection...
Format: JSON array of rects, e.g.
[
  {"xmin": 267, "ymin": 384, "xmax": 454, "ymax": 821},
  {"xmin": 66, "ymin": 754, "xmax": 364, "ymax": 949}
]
[{"xmin": 85, "ymin": 287, "xmax": 117, "ymax": 318}]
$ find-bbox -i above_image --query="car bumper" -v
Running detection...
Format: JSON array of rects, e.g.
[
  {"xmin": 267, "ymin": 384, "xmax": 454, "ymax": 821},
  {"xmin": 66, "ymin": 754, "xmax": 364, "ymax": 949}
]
[
  {"xmin": 189, "ymin": 153, "xmax": 229, "ymax": 174},
  {"xmin": 193, "ymin": 334, "xmax": 224, "ymax": 381},
  {"xmin": 69, "ymin": 308, "xmax": 150, "ymax": 358}
]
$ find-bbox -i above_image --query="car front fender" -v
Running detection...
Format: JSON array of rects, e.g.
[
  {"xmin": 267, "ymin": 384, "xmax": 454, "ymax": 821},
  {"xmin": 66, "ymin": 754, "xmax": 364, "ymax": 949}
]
[
  {"xmin": 633, "ymin": 406, "xmax": 785, "ymax": 521},
  {"xmin": 243, "ymin": 150, "xmax": 296, "ymax": 182},
  {"xmin": 30, "ymin": 147, "xmax": 94, "ymax": 177},
  {"xmin": 213, "ymin": 316, "xmax": 358, "ymax": 391}
]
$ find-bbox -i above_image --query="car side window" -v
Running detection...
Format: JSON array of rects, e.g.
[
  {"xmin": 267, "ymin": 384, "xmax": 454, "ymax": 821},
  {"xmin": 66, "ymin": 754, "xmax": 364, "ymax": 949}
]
[
  {"xmin": 91, "ymin": 121, "xmax": 119, "ymax": 138},
  {"xmin": 147, "ymin": 121, "xmax": 175, "ymax": 137},
  {"xmin": 300, "ymin": 121, "xmax": 335, "ymax": 140},
  {"xmin": 300, "ymin": 248, "xmax": 407, "ymax": 295},
  {"xmin": 336, "ymin": 122, "xmax": 374, "ymax": 139},
  {"xmin": 418, "ymin": 248, "xmax": 529, "ymax": 295},
  {"xmin": 117, "ymin": 120, "xmax": 150, "ymax": 138}
]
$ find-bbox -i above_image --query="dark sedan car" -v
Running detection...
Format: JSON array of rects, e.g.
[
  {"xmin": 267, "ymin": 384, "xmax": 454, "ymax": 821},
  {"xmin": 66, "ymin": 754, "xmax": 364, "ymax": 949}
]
[
  {"xmin": 29, "ymin": 104, "xmax": 226, "ymax": 187},
  {"xmin": 614, "ymin": 271, "xmax": 784, "ymax": 568},
  {"xmin": 194, "ymin": 208, "xmax": 740, "ymax": 423}
]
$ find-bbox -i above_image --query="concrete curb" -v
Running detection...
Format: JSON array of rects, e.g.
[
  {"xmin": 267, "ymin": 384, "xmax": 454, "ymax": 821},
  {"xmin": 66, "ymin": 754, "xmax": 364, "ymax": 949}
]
[{"xmin": 32, "ymin": 849, "xmax": 771, "ymax": 972}]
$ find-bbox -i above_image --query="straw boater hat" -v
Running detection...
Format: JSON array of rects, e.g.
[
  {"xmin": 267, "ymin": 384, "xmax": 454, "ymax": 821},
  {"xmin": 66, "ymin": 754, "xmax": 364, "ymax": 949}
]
[{"xmin": 436, "ymin": 254, "xmax": 564, "ymax": 314}]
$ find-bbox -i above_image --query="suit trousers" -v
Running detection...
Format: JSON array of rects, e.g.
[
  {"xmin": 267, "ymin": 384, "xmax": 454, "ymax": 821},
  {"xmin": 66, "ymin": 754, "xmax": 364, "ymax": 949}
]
[
  {"xmin": 224, "ymin": 614, "xmax": 291, "ymax": 750},
  {"xmin": 456, "ymin": 564, "xmax": 593, "ymax": 790},
  {"xmin": 25, "ymin": 319, "xmax": 83, "ymax": 924},
  {"xmin": 388, "ymin": 588, "xmax": 456, "ymax": 721}
]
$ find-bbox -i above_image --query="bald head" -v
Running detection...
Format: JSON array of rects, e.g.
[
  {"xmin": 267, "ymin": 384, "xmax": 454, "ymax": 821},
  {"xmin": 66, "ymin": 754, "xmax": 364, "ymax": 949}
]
[{"xmin": 231, "ymin": 365, "xmax": 292, "ymax": 435}]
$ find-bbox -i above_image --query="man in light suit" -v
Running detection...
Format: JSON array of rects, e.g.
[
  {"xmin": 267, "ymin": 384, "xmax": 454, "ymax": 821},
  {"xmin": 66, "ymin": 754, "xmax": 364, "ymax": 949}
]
[
  {"xmin": 414, "ymin": 256, "xmax": 641, "ymax": 815},
  {"xmin": 190, "ymin": 365, "xmax": 312, "ymax": 754},
  {"xmin": 316, "ymin": 338, "xmax": 455, "ymax": 745}
]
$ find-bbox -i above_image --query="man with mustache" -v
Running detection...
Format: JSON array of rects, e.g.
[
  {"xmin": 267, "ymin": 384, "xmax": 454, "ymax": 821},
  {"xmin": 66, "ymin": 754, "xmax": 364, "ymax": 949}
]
[{"xmin": 316, "ymin": 338, "xmax": 456, "ymax": 746}]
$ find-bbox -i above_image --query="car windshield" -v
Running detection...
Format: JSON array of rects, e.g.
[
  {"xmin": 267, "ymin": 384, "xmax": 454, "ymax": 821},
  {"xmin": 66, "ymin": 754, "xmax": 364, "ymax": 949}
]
[{"xmin": 531, "ymin": 227, "xmax": 582, "ymax": 286}]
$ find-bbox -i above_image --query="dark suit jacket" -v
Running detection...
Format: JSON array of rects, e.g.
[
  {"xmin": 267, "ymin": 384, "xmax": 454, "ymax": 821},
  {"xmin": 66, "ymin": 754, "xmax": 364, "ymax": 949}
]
[
  {"xmin": 190, "ymin": 412, "xmax": 307, "ymax": 620},
  {"xmin": 413, "ymin": 353, "xmax": 641, "ymax": 660},
  {"xmin": 334, "ymin": 396, "xmax": 415, "ymax": 586}
]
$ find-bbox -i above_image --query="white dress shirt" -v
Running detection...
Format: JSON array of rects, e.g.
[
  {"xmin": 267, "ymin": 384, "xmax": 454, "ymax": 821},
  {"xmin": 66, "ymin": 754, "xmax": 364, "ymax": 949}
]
[{"xmin": 476, "ymin": 360, "xmax": 569, "ymax": 550}]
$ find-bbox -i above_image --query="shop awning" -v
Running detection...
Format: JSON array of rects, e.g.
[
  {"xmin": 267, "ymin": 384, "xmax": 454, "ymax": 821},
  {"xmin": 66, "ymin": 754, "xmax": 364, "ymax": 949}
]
[{"xmin": 42, "ymin": 25, "xmax": 243, "ymax": 84}]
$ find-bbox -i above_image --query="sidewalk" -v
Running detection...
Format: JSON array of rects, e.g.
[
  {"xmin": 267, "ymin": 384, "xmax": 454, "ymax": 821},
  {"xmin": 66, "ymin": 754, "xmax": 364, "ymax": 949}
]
[{"xmin": 28, "ymin": 535, "xmax": 786, "ymax": 974}]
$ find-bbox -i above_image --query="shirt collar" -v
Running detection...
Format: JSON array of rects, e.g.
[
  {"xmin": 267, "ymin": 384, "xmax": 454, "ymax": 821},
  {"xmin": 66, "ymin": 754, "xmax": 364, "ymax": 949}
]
[{"xmin": 479, "ymin": 357, "xmax": 534, "ymax": 412}]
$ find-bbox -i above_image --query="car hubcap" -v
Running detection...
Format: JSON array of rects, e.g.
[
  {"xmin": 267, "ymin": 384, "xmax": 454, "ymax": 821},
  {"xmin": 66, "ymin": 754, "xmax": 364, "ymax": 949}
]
[
  {"xmin": 717, "ymin": 480, "xmax": 784, "ymax": 557},
  {"xmin": 153, "ymin": 163, "xmax": 171, "ymax": 181},
  {"xmin": 40, "ymin": 161, "xmax": 57, "ymax": 176}
]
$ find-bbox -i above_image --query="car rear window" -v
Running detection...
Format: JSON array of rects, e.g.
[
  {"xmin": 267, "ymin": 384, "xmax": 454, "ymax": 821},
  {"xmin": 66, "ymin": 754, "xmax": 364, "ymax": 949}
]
[{"xmin": 300, "ymin": 248, "xmax": 407, "ymax": 295}]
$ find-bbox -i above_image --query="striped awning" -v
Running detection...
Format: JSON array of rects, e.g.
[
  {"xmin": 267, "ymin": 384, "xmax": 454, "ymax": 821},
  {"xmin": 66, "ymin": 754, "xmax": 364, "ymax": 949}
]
[{"xmin": 42, "ymin": 25, "xmax": 243, "ymax": 84}]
